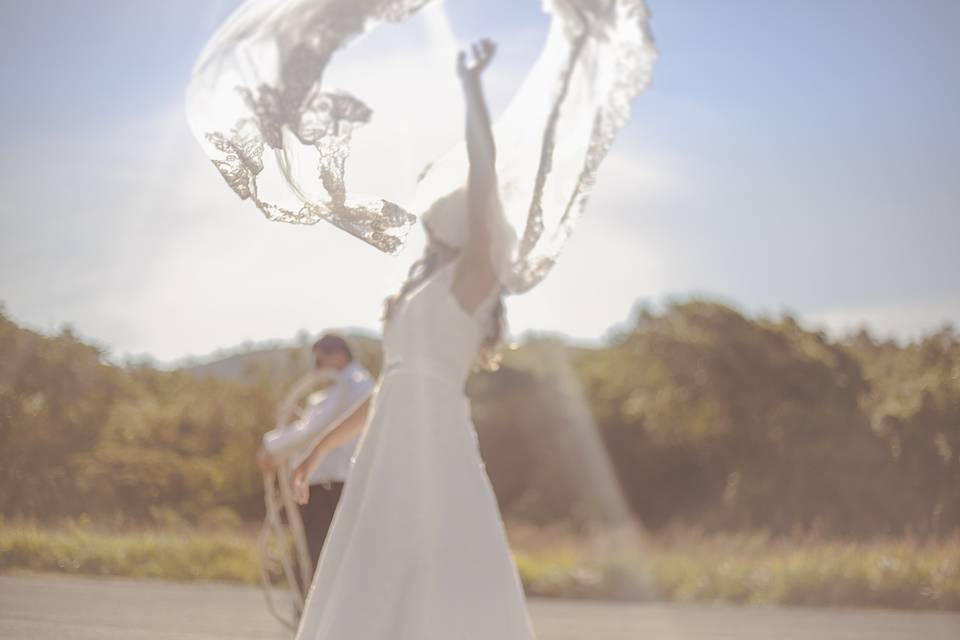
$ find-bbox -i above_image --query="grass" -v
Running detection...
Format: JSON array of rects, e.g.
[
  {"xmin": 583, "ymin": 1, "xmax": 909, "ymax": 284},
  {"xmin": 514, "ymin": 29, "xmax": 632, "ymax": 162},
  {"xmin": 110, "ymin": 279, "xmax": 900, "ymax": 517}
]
[
  {"xmin": 0, "ymin": 525, "xmax": 258, "ymax": 583},
  {"xmin": 1, "ymin": 522, "xmax": 958, "ymax": 611},
  {"xmin": 648, "ymin": 534, "xmax": 960, "ymax": 610}
]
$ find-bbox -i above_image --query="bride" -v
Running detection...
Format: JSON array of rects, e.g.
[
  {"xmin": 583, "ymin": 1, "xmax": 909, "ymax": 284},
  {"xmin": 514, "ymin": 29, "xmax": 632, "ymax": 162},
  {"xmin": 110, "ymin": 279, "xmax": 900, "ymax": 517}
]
[
  {"xmin": 185, "ymin": 2, "xmax": 657, "ymax": 635},
  {"xmin": 289, "ymin": 39, "xmax": 536, "ymax": 639}
]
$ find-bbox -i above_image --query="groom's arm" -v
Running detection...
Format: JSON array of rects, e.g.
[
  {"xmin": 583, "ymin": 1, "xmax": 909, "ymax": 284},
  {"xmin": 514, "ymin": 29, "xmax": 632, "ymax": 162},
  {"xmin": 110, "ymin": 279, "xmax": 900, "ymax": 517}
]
[
  {"xmin": 262, "ymin": 387, "xmax": 346, "ymax": 460},
  {"xmin": 273, "ymin": 369, "xmax": 331, "ymax": 427},
  {"xmin": 262, "ymin": 370, "xmax": 374, "ymax": 460}
]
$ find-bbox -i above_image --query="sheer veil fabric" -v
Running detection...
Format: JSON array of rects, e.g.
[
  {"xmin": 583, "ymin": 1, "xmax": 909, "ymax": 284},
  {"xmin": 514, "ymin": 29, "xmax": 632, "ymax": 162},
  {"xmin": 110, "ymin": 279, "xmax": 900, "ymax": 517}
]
[{"xmin": 186, "ymin": 0, "xmax": 657, "ymax": 289}]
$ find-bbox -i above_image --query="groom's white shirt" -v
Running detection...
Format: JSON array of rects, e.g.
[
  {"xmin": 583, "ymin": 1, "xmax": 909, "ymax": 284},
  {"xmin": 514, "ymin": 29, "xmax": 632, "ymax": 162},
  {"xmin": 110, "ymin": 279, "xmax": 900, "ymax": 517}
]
[{"xmin": 262, "ymin": 361, "xmax": 374, "ymax": 486}]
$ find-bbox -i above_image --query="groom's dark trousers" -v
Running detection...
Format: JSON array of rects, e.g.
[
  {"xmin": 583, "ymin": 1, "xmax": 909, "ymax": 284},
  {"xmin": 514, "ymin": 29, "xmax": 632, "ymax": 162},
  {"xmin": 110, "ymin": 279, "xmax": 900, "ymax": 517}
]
[{"xmin": 298, "ymin": 481, "xmax": 345, "ymax": 573}]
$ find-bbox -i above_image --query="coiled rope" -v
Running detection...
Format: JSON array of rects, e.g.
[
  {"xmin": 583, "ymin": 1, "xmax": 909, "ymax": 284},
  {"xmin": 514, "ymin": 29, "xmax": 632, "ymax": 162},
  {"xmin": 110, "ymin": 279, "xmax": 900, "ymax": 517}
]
[
  {"xmin": 257, "ymin": 371, "xmax": 324, "ymax": 632},
  {"xmin": 258, "ymin": 463, "xmax": 313, "ymax": 632}
]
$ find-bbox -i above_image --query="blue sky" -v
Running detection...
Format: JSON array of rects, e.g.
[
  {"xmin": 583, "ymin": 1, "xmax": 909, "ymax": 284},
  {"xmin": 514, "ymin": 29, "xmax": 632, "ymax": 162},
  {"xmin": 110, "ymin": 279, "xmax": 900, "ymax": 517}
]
[{"xmin": 1, "ymin": 0, "xmax": 957, "ymax": 362}]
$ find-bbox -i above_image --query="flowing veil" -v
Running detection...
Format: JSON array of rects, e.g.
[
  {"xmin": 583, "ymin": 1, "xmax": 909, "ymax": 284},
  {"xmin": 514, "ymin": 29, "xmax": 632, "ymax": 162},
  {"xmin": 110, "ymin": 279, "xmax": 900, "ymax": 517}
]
[{"xmin": 186, "ymin": 0, "xmax": 656, "ymax": 289}]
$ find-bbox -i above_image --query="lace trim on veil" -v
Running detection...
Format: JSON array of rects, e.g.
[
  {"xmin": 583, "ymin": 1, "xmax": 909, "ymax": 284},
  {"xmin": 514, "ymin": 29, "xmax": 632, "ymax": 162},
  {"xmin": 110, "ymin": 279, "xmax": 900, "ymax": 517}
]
[
  {"xmin": 186, "ymin": 1, "xmax": 433, "ymax": 254},
  {"xmin": 186, "ymin": 0, "xmax": 657, "ymax": 280}
]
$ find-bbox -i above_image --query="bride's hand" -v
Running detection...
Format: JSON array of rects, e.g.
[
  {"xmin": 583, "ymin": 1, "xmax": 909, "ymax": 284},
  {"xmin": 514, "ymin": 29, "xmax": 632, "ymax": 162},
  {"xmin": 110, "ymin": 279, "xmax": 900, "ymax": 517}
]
[
  {"xmin": 457, "ymin": 38, "xmax": 496, "ymax": 81},
  {"xmin": 292, "ymin": 464, "xmax": 310, "ymax": 505}
]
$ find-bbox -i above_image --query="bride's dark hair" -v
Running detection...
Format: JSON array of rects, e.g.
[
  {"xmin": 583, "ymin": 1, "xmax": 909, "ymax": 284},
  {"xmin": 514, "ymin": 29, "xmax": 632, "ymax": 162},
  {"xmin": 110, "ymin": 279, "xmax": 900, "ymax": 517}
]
[{"xmin": 382, "ymin": 245, "xmax": 507, "ymax": 370}]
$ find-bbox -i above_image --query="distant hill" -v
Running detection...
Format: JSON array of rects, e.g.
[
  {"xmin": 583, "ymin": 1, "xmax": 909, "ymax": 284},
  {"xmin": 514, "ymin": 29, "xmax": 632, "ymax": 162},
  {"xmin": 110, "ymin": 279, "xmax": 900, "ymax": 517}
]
[
  {"xmin": 180, "ymin": 332, "xmax": 385, "ymax": 381},
  {"xmin": 182, "ymin": 344, "xmax": 307, "ymax": 381}
]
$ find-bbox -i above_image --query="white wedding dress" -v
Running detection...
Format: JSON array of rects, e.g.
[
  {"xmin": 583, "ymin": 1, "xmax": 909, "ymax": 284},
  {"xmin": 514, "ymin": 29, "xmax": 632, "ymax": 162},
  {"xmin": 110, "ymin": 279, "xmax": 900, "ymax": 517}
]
[{"xmin": 294, "ymin": 257, "xmax": 535, "ymax": 640}]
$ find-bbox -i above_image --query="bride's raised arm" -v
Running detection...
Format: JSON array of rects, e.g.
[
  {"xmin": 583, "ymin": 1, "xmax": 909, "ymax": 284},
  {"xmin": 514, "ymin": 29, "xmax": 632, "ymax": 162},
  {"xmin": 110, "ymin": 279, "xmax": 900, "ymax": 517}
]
[{"xmin": 452, "ymin": 39, "xmax": 502, "ymax": 311}]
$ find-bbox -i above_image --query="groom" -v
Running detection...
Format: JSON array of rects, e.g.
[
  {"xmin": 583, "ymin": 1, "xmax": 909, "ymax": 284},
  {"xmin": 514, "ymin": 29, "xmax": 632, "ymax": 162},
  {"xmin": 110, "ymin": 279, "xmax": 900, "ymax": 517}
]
[{"xmin": 257, "ymin": 333, "xmax": 374, "ymax": 571}]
